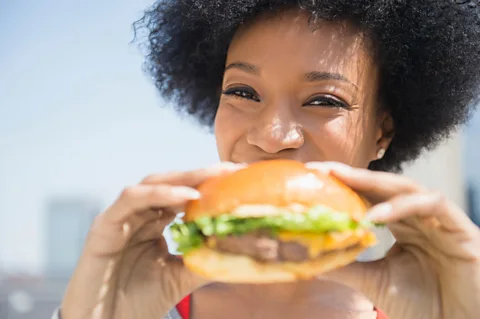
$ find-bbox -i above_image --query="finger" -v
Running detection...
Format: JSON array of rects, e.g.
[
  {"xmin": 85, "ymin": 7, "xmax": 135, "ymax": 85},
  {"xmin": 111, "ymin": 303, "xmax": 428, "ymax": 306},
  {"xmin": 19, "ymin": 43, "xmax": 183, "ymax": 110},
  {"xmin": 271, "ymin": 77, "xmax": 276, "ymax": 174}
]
[
  {"xmin": 306, "ymin": 161, "xmax": 423, "ymax": 202},
  {"xmin": 365, "ymin": 192, "xmax": 479, "ymax": 236},
  {"xmin": 141, "ymin": 162, "xmax": 247, "ymax": 186},
  {"xmin": 126, "ymin": 209, "xmax": 177, "ymax": 245},
  {"xmin": 103, "ymin": 184, "xmax": 200, "ymax": 224},
  {"xmin": 87, "ymin": 209, "xmax": 174, "ymax": 256},
  {"xmin": 128, "ymin": 221, "xmax": 170, "ymax": 247}
]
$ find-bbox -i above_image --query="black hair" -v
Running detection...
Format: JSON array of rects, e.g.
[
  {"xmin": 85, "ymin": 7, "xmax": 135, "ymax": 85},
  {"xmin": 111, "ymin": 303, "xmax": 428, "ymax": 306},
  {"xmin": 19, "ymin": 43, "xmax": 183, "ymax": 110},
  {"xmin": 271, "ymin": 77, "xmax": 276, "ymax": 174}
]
[{"xmin": 134, "ymin": 0, "xmax": 480, "ymax": 172}]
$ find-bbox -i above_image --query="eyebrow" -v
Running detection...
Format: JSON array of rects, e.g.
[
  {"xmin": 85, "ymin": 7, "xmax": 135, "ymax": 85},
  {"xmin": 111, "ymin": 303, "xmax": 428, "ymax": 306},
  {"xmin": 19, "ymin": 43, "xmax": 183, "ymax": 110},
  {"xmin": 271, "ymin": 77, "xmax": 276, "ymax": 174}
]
[
  {"xmin": 304, "ymin": 71, "xmax": 358, "ymax": 89},
  {"xmin": 225, "ymin": 61, "xmax": 357, "ymax": 89},
  {"xmin": 224, "ymin": 62, "xmax": 260, "ymax": 75}
]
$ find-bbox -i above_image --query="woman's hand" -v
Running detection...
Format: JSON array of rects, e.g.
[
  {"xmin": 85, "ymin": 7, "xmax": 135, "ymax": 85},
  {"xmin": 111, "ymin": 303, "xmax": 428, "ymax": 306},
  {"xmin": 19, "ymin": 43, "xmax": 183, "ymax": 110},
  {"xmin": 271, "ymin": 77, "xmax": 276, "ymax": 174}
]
[
  {"xmin": 306, "ymin": 162, "xmax": 480, "ymax": 319},
  {"xmin": 60, "ymin": 162, "xmax": 245, "ymax": 319}
]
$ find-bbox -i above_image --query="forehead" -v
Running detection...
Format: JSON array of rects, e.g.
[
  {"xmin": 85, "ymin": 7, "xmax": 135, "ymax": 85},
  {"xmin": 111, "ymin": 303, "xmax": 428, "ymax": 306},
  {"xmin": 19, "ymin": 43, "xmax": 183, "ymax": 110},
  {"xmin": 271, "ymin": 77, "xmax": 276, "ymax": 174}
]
[{"xmin": 227, "ymin": 9, "xmax": 375, "ymax": 85}]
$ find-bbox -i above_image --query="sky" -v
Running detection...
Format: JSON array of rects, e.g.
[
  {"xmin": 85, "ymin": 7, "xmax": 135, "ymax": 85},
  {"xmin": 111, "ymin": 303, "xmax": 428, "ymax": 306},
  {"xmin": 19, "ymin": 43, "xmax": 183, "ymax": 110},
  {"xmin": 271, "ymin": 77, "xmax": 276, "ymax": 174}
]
[
  {"xmin": 0, "ymin": 0, "xmax": 219, "ymax": 274},
  {"xmin": 1, "ymin": 0, "xmax": 480, "ymax": 275}
]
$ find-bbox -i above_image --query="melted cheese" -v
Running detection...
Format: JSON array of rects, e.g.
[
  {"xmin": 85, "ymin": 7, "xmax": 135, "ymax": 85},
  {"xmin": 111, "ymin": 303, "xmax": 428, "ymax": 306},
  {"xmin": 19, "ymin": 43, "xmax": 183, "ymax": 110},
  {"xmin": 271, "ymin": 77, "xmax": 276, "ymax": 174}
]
[
  {"xmin": 206, "ymin": 237, "xmax": 217, "ymax": 248},
  {"xmin": 278, "ymin": 229, "xmax": 373, "ymax": 258}
]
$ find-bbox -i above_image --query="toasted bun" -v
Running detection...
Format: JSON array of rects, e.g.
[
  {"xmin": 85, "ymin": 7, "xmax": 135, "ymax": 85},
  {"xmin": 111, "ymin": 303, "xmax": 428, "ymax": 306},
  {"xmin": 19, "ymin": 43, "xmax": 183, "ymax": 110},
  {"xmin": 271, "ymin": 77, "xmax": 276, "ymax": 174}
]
[
  {"xmin": 183, "ymin": 229, "xmax": 375, "ymax": 283},
  {"xmin": 185, "ymin": 160, "xmax": 369, "ymax": 221}
]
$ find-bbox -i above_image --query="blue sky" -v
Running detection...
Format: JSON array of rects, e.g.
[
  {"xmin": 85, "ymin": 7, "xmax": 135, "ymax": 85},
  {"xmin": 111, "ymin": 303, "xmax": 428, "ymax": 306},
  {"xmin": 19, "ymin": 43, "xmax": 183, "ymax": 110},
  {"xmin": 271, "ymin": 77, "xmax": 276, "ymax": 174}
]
[
  {"xmin": 0, "ymin": 0, "xmax": 219, "ymax": 274},
  {"xmin": 1, "ymin": 0, "xmax": 479, "ymax": 274}
]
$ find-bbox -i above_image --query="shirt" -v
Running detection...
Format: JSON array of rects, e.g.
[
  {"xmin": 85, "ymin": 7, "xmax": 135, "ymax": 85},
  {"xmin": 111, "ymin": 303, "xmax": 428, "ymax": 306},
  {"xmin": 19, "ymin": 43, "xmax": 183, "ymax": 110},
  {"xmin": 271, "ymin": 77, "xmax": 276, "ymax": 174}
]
[
  {"xmin": 173, "ymin": 295, "xmax": 390, "ymax": 319},
  {"xmin": 51, "ymin": 295, "xmax": 390, "ymax": 319}
]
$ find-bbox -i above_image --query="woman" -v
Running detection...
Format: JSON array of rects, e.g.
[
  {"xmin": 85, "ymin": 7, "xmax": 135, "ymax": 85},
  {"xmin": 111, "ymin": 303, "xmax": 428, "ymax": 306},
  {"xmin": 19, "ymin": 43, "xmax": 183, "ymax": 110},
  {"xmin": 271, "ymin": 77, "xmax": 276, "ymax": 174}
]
[{"xmin": 56, "ymin": 1, "xmax": 480, "ymax": 318}]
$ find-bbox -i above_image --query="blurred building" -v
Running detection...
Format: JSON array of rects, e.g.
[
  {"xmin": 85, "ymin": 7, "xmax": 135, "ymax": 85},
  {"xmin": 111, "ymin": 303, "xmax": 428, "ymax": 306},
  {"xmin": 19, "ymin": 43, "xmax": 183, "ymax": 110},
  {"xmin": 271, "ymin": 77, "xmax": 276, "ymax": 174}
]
[
  {"xmin": 467, "ymin": 182, "xmax": 480, "ymax": 226},
  {"xmin": 465, "ymin": 109, "xmax": 480, "ymax": 226},
  {"xmin": 0, "ymin": 276, "xmax": 67, "ymax": 319},
  {"xmin": 402, "ymin": 132, "xmax": 467, "ymax": 210},
  {"xmin": 0, "ymin": 196, "xmax": 100, "ymax": 319},
  {"xmin": 44, "ymin": 196, "xmax": 101, "ymax": 279}
]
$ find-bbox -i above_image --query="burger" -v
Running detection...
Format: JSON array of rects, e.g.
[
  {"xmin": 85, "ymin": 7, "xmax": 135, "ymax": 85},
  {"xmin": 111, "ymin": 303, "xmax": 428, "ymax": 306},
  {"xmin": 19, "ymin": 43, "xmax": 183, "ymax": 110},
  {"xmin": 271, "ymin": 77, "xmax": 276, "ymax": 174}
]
[{"xmin": 170, "ymin": 159, "xmax": 377, "ymax": 283}]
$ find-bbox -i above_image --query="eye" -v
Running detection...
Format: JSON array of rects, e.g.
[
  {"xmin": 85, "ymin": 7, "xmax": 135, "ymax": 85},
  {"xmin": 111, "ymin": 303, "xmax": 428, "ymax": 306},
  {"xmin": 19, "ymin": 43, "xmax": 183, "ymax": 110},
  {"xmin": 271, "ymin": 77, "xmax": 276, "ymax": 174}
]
[
  {"xmin": 303, "ymin": 94, "xmax": 350, "ymax": 109},
  {"xmin": 222, "ymin": 86, "xmax": 260, "ymax": 102}
]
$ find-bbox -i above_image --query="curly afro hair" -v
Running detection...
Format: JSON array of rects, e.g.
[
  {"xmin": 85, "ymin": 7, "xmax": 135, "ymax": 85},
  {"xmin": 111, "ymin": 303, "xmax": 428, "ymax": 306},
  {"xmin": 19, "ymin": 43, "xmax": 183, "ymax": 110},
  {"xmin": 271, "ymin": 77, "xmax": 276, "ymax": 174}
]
[{"xmin": 134, "ymin": 0, "xmax": 480, "ymax": 172}]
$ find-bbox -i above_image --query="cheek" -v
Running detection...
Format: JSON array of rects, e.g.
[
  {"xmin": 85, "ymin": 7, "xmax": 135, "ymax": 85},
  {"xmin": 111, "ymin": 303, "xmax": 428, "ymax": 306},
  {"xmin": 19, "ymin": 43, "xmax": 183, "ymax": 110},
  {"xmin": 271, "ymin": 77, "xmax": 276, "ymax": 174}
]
[
  {"xmin": 214, "ymin": 103, "xmax": 248, "ymax": 161},
  {"xmin": 306, "ymin": 113, "xmax": 376, "ymax": 167}
]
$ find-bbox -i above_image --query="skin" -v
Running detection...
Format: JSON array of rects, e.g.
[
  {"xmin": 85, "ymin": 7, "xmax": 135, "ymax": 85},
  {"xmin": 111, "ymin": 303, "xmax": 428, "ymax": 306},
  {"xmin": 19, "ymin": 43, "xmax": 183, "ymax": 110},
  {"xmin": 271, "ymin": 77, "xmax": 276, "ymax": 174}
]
[
  {"xmin": 60, "ymin": 8, "xmax": 480, "ymax": 319},
  {"xmin": 215, "ymin": 10, "xmax": 392, "ymax": 167}
]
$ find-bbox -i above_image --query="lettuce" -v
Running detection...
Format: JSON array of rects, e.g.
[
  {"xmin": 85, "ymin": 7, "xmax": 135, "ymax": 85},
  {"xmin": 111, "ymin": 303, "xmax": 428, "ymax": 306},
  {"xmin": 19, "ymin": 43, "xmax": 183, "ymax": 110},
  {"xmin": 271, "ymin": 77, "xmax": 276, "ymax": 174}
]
[{"xmin": 170, "ymin": 206, "xmax": 373, "ymax": 253}]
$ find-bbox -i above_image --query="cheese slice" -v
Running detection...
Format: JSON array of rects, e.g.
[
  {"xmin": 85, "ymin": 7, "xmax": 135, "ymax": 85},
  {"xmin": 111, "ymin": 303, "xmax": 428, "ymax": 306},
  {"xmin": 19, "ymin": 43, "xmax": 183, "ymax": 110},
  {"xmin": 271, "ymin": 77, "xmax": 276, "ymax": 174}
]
[
  {"xmin": 206, "ymin": 237, "xmax": 217, "ymax": 248},
  {"xmin": 278, "ymin": 229, "xmax": 373, "ymax": 258}
]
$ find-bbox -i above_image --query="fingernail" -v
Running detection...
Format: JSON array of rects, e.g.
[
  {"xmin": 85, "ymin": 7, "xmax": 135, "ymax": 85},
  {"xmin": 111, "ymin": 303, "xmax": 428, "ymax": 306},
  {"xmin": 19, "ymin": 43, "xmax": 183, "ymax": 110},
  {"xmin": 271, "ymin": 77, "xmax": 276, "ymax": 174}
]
[
  {"xmin": 212, "ymin": 162, "xmax": 247, "ymax": 171},
  {"xmin": 327, "ymin": 162, "xmax": 353, "ymax": 174},
  {"xmin": 171, "ymin": 186, "xmax": 201, "ymax": 199},
  {"xmin": 365, "ymin": 203, "xmax": 392, "ymax": 222},
  {"xmin": 305, "ymin": 162, "xmax": 331, "ymax": 174}
]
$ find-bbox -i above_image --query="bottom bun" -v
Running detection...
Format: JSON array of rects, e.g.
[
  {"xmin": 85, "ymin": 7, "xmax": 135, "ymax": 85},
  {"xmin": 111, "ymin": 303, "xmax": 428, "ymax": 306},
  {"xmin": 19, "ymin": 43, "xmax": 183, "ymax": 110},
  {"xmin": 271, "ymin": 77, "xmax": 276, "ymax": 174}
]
[{"xmin": 183, "ymin": 245, "xmax": 368, "ymax": 283}]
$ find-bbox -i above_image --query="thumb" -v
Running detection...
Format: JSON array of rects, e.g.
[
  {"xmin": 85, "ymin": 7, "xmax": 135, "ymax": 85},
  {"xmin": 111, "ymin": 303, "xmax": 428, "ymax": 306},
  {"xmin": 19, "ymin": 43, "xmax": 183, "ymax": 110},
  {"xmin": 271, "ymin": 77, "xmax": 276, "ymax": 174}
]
[{"xmin": 319, "ymin": 258, "xmax": 388, "ymax": 305}]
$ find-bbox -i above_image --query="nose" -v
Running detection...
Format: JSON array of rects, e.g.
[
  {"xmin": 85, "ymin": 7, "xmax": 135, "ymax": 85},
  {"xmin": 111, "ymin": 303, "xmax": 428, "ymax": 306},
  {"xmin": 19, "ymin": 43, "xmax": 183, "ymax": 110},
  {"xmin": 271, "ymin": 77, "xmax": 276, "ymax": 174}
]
[{"xmin": 246, "ymin": 104, "xmax": 304, "ymax": 154}]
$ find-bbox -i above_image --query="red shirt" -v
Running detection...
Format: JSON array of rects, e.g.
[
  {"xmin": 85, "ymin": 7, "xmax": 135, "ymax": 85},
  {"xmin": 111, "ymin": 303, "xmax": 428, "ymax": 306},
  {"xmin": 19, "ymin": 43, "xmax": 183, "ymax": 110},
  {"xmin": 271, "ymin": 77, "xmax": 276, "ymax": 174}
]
[{"xmin": 176, "ymin": 295, "xmax": 389, "ymax": 319}]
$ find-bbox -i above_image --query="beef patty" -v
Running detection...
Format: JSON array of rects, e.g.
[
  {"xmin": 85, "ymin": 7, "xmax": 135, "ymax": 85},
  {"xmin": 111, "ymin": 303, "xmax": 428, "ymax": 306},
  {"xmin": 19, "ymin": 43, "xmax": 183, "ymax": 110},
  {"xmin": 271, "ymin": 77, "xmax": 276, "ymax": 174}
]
[{"xmin": 209, "ymin": 231, "xmax": 359, "ymax": 263}]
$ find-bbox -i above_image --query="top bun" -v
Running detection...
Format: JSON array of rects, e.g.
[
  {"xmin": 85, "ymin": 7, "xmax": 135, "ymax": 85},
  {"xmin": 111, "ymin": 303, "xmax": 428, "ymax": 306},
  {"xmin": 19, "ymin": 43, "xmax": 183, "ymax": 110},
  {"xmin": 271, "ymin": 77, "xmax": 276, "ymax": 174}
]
[{"xmin": 185, "ymin": 160, "xmax": 368, "ymax": 221}]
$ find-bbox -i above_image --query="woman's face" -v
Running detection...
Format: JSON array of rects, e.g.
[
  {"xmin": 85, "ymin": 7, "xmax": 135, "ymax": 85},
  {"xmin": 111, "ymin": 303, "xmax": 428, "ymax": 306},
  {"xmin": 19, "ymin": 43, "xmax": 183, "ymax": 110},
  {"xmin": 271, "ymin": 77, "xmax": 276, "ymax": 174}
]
[{"xmin": 215, "ymin": 9, "xmax": 392, "ymax": 167}]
